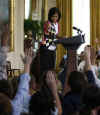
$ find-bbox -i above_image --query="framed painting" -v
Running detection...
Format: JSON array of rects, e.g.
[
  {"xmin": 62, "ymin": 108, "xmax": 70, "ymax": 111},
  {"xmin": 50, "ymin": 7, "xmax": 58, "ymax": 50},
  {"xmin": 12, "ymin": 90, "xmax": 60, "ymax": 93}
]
[{"xmin": 0, "ymin": 0, "xmax": 14, "ymax": 51}]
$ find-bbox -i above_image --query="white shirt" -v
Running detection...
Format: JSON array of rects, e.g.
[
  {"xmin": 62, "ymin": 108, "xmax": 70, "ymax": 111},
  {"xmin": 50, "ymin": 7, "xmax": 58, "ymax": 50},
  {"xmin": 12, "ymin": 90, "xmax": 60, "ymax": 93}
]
[
  {"xmin": 78, "ymin": 61, "xmax": 100, "ymax": 88},
  {"xmin": 53, "ymin": 23, "xmax": 58, "ymax": 35}
]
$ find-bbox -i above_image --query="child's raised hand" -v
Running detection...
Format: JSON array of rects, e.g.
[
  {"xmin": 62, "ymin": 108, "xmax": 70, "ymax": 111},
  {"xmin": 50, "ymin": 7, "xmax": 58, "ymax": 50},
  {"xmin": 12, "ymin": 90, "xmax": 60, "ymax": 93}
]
[
  {"xmin": 84, "ymin": 46, "xmax": 91, "ymax": 60},
  {"xmin": 24, "ymin": 48, "xmax": 33, "ymax": 65},
  {"xmin": 46, "ymin": 71, "xmax": 57, "ymax": 94},
  {"xmin": 21, "ymin": 47, "xmax": 34, "ymax": 65}
]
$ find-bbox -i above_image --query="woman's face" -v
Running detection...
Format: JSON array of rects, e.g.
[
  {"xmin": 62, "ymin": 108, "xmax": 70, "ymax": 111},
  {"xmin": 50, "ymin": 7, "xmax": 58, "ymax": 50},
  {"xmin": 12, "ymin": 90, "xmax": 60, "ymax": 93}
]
[{"xmin": 51, "ymin": 13, "xmax": 59, "ymax": 23}]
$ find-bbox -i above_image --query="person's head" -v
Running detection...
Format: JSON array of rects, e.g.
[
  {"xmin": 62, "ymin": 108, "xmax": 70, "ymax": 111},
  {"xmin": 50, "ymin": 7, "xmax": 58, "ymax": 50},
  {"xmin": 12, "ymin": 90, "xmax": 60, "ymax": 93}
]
[
  {"xmin": 0, "ymin": 79, "xmax": 13, "ymax": 99},
  {"xmin": 82, "ymin": 84, "xmax": 100, "ymax": 109},
  {"xmin": 0, "ymin": 93, "xmax": 12, "ymax": 115},
  {"xmin": 48, "ymin": 7, "xmax": 61, "ymax": 23},
  {"xmin": 79, "ymin": 84, "xmax": 100, "ymax": 115},
  {"xmin": 30, "ymin": 52, "xmax": 41, "ymax": 84},
  {"xmin": 1, "ymin": 23, "xmax": 10, "ymax": 47},
  {"xmin": 29, "ymin": 90, "xmax": 55, "ymax": 115},
  {"xmin": 68, "ymin": 71, "xmax": 88, "ymax": 94}
]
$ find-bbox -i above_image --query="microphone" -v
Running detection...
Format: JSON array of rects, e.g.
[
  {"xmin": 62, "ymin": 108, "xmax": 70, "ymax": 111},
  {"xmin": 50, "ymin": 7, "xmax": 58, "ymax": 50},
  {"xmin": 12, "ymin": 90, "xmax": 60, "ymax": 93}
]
[{"xmin": 73, "ymin": 26, "xmax": 82, "ymax": 33}]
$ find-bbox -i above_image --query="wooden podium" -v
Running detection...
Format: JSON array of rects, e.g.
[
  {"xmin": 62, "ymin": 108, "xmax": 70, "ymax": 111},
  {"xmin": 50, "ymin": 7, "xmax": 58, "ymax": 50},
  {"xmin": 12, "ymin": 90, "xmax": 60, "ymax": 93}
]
[{"xmin": 55, "ymin": 34, "xmax": 85, "ymax": 95}]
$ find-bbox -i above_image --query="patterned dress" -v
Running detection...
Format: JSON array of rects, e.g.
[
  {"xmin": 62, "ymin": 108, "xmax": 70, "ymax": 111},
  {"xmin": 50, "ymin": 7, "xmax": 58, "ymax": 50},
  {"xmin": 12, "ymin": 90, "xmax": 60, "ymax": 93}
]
[
  {"xmin": 41, "ymin": 21, "xmax": 59, "ymax": 51},
  {"xmin": 40, "ymin": 21, "xmax": 60, "ymax": 73}
]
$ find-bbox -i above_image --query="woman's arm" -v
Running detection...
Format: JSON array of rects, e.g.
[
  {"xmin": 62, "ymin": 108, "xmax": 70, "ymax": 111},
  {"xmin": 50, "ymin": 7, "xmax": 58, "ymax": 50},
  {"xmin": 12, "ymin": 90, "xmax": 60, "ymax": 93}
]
[
  {"xmin": 46, "ymin": 71, "xmax": 62, "ymax": 115},
  {"xmin": 44, "ymin": 21, "xmax": 51, "ymax": 35}
]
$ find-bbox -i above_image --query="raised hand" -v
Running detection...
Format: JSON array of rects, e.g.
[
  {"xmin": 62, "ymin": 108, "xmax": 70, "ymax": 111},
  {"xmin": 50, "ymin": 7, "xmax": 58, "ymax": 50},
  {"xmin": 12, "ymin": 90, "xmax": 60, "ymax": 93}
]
[
  {"xmin": 46, "ymin": 70, "xmax": 62, "ymax": 115},
  {"xmin": 84, "ymin": 46, "xmax": 92, "ymax": 71},
  {"xmin": 84, "ymin": 46, "xmax": 91, "ymax": 60},
  {"xmin": 1, "ymin": 24, "xmax": 10, "ymax": 47},
  {"xmin": 21, "ymin": 45, "xmax": 36, "ymax": 63},
  {"xmin": 24, "ymin": 48, "xmax": 33, "ymax": 65},
  {"xmin": 46, "ymin": 71, "xmax": 57, "ymax": 95},
  {"xmin": 21, "ymin": 47, "xmax": 35, "ymax": 74}
]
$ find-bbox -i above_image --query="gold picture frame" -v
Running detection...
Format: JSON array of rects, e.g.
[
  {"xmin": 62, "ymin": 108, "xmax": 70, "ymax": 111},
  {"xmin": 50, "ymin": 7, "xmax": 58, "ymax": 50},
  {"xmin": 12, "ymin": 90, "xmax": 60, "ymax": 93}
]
[
  {"xmin": 10, "ymin": 0, "xmax": 15, "ymax": 51},
  {"xmin": 0, "ymin": 0, "xmax": 14, "ymax": 51}
]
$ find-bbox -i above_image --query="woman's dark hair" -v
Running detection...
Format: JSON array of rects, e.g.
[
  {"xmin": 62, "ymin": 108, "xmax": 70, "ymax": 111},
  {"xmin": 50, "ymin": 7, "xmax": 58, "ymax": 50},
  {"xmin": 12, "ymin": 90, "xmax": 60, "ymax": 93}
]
[
  {"xmin": 0, "ymin": 93, "xmax": 12, "ymax": 115},
  {"xmin": 79, "ymin": 84, "xmax": 100, "ymax": 115},
  {"xmin": 48, "ymin": 7, "xmax": 61, "ymax": 22},
  {"xmin": 30, "ymin": 51, "xmax": 41, "ymax": 84},
  {"xmin": 82, "ymin": 84, "xmax": 100, "ymax": 109},
  {"xmin": 0, "ymin": 79, "xmax": 13, "ymax": 99},
  {"xmin": 68, "ymin": 71, "xmax": 88, "ymax": 94},
  {"xmin": 29, "ymin": 70, "xmax": 55, "ymax": 115}
]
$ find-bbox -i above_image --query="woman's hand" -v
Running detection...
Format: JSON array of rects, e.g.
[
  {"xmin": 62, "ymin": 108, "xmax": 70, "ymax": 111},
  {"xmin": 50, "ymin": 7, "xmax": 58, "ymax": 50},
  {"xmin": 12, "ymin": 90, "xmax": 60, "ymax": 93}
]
[
  {"xmin": 84, "ymin": 46, "xmax": 91, "ymax": 60},
  {"xmin": 46, "ymin": 71, "xmax": 57, "ymax": 95},
  {"xmin": 46, "ymin": 71, "xmax": 62, "ymax": 115},
  {"xmin": 21, "ymin": 47, "xmax": 35, "ymax": 74}
]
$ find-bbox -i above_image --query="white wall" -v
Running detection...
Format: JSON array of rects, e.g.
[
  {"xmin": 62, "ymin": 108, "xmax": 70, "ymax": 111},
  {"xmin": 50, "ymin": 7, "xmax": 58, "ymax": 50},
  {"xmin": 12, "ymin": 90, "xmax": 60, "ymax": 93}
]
[
  {"xmin": 7, "ymin": 0, "xmax": 24, "ymax": 69},
  {"xmin": 7, "ymin": 0, "xmax": 56, "ymax": 69},
  {"xmin": 48, "ymin": 0, "xmax": 56, "ymax": 11}
]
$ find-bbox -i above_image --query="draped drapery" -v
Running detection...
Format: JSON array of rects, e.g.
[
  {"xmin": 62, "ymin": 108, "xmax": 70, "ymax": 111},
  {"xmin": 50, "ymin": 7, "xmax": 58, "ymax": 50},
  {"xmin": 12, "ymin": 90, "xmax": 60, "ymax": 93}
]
[
  {"xmin": 56, "ymin": 0, "xmax": 72, "ymax": 71},
  {"xmin": 29, "ymin": 0, "xmax": 36, "ymax": 19},
  {"xmin": 90, "ymin": 0, "xmax": 100, "ymax": 48},
  {"xmin": 42, "ymin": 0, "xmax": 48, "ymax": 21}
]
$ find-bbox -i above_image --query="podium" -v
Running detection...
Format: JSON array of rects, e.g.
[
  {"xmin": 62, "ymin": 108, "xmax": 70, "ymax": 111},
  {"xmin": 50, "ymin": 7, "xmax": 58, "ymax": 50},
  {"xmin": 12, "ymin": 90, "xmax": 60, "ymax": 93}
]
[{"xmin": 55, "ymin": 34, "xmax": 85, "ymax": 95}]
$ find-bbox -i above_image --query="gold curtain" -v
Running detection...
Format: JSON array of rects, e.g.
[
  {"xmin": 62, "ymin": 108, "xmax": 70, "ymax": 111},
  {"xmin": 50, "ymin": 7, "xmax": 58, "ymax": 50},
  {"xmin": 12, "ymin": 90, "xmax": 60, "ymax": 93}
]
[
  {"xmin": 56, "ymin": 0, "xmax": 72, "ymax": 71},
  {"xmin": 90, "ymin": 0, "xmax": 100, "ymax": 48},
  {"xmin": 29, "ymin": 0, "xmax": 36, "ymax": 19},
  {"xmin": 42, "ymin": 0, "xmax": 48, "ymax": 21},
  {"xmin": 96, "ymin": 0, "xmax": 100, "ymax": 46},
  {"xmin": 10, "ymin": 0, "xmax": 15, "ymax": 51}
]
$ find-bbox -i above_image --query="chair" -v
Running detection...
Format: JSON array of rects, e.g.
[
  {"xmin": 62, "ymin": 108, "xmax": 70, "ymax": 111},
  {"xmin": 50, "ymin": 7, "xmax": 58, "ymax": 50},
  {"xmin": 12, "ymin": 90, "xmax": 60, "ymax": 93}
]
[
  {"xmin": 6, "ymin": 61, "xmax": 14, "ymax": 78},
  {"xmin": 6, "ymin": 61, "xmax": 21, "ymax": 78}
]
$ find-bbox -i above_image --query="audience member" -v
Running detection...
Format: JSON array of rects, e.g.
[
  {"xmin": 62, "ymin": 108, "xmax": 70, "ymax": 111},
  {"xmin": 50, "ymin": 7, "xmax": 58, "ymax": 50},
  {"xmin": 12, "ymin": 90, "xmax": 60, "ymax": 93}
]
[
  {"xmin": 80, "ymin": 84, "xmax": 100, "ymax": 115},
  {"xmin": 62, "ymin": 71, "xmax": 88, "ymax": 115},
  {"xmin": 0, "ymin": 24, "xmax": 9, "ymax": 80},
  {"xmin": 0, "ymin": 93, "xmax": 12, "ymax": 115},
  {"xmin": 29, "ymin": 70, "xmax": 62, "ymax": 115}
]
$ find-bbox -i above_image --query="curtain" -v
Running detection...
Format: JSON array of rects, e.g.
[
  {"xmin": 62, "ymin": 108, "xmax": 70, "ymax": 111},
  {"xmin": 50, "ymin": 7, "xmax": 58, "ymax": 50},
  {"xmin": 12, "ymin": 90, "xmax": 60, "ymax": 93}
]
[
  {"xmin": 42, "ymin": 0, "xmax": 48, "ymax": 21},
  {"xmin": 56, "ymin": 0, "xmax": 72, "ymax": 71},
  {"xmin": 96, "ymin": 0, "xmax": 100, "ymax": 47},
  {"xmin": 29, "ymin": 0, "xmax": 36, "ymax": 19},
  {"xmin": 90, "ymin": 0, "xmax": 100, "ymax": 48}
]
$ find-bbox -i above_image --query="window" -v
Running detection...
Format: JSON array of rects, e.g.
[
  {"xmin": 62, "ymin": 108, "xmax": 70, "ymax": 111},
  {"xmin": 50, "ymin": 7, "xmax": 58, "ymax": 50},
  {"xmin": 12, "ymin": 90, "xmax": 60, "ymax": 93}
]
[
  {"xmin": 25, "ymin": 0, "xmax": 30, "ymax": 19},
  {"xmin": 72, "ymin": 0, "xmax": 90, "ymax": 54}
]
